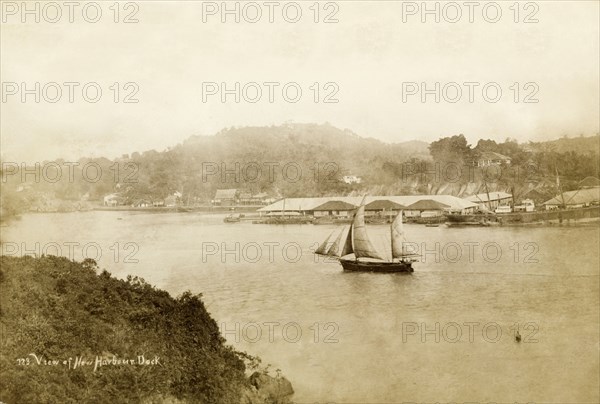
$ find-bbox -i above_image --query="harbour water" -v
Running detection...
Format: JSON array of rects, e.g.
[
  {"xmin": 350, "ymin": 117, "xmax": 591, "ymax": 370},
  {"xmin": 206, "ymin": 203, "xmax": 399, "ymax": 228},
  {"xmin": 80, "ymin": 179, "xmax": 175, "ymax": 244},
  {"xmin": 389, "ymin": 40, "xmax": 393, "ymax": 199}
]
[{"xmin": 2, "ymin": 211, "xmax": 599, "ymax": 403}]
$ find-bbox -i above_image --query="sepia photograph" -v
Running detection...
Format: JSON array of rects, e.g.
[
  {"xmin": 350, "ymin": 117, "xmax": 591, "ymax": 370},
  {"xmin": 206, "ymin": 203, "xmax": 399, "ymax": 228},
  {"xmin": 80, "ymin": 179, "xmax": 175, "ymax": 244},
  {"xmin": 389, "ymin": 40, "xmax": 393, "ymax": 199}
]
[{"xmin": 1, "ymin": 1, "xmax": 599, "ymax": 403}]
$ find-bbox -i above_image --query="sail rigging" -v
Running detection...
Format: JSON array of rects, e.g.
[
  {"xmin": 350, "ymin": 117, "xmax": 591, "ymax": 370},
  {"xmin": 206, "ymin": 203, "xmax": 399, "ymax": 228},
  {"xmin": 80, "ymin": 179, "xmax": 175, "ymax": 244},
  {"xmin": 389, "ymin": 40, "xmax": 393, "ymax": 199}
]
[
  {"xmin": 340, "ymin": 224, "xmax": 353, "ymax": 256},
  {"xmin": 351, "ymin": 205, "xmax": 385, "ymax": 260},
  {"xmin": 326, "ymin": 226, "xmax": 353, "ymax": 257},
  {"xmin": 325, "ymin": 228, "xmax": 343, "ymax": 256},
  {"xmin": 391, "ymin": 210, "xmax": 409, "ymax": 259},
  {"xmin": 315, "ymin": 229, "xmax": 336, "ymax": 255},
  {"xmin": 314, "ymin": 197, "xmax": 416, "ymax": 272}
]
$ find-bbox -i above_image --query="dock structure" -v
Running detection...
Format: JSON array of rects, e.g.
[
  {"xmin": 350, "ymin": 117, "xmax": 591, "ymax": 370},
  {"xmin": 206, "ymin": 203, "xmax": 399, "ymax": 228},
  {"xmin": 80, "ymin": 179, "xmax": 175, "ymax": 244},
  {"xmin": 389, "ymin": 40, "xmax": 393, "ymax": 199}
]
[{"xmin": 257, "ymin": 195, "xmax": 478, "ymax": 217}]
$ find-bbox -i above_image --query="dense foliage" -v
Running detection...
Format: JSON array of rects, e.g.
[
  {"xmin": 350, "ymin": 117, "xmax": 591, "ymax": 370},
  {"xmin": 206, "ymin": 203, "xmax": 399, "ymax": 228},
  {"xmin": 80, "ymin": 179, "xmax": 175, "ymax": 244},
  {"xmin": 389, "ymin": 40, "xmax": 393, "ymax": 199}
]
[
  {"xmin": 381, "ymin": 134, "xmax": 599, "ymax": 198},
  {"xmin": 0, "ymin": 256, "xmax": 253, "ymax": 404},
  {"xmin": 1, "ymin": 125, "xmax": 598, "ymax": 214},
  {"xmin": 0, "ymin": 124, "xmax": 430, "ymax": 211}
]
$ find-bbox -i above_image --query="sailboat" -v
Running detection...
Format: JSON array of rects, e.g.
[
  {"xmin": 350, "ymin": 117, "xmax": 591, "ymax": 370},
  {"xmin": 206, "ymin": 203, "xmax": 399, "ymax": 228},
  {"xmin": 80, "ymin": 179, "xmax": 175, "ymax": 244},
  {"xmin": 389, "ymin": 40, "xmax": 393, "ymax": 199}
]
[{"xmin": 316, "ymin": 202, "xmax": 418, "ymax": 273}]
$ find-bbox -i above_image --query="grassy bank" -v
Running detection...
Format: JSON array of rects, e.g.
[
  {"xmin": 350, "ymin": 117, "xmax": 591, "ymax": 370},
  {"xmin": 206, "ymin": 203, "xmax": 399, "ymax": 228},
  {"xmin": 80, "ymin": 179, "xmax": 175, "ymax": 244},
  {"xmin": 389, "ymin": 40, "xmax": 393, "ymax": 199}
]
[{"xmin": 0, "ymin": 256, "xmax": 273, "ymax": 403}]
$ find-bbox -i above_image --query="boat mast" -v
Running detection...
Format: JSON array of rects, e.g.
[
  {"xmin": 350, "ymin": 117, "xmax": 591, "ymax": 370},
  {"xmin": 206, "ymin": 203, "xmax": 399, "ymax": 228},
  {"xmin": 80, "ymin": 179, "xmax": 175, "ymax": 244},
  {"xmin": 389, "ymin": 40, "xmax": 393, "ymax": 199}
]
[
  {"xmin": 556, "ymin": 167, "xmax": 566, "ymax": 209},
  {"xmin": 484, "ymin": 181, "xmax": 492, "ymax": 211},
  {"xmin": 352, "ymin": 197, "xmax": 385, "ymax": 261},
  {"xmin": 390, "ymin": 213, "xmax": 394, "ymax": 262},
  {"xmin": 391, "ymin": 209, "xmax": 405, "ymax": 262}
]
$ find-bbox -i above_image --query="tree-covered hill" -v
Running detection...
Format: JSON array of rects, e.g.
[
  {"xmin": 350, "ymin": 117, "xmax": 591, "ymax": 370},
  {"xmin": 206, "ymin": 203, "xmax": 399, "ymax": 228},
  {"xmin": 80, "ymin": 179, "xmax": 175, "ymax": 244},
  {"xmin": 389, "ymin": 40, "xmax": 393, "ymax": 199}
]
[
  {"xmin": 0, "ymin": 256, "xmax": 291, "ymax": 404},
  {"xmin": 1, "ymin": 125, "xmax": 598, "ymax": 214},
  {"xmin": 528, "ymin": 134, "xmax": 600, "ymax": 155}
]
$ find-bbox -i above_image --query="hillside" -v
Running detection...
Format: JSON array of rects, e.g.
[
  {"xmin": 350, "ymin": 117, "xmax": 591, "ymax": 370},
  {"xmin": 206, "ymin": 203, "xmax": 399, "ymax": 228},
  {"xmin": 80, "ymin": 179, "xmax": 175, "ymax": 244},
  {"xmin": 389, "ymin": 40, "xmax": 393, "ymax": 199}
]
[
  {"xmin": 528, "ymin": 135, "xmax": 600, "ymax": 154},
  {"xmin": 1, "ymin": 125, "xmax": 598, "ymax": 214},
  {"xmin": 0, "ymin": 256, "xmax": 293, "ymax": 404}
]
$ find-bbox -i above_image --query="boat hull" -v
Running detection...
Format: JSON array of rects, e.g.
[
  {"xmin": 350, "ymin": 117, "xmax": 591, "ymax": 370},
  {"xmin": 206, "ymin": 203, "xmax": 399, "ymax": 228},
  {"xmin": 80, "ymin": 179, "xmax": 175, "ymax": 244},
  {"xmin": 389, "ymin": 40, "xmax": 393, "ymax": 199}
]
[
  {"xmin": 446, "ymin": 206, "xmax": 600, "ymax": 225},
  {"xmin": 339, "ymin": 259, "xmax": 413, "ymax": 273}
]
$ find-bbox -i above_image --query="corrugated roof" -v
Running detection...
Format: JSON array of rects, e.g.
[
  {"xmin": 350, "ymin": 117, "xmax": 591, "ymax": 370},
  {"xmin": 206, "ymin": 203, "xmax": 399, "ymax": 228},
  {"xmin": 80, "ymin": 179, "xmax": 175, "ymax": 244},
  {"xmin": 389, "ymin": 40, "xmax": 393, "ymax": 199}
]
[
  {"xmin": 214, "ymin": 189, "xmax": 237, "ymax": 199},
  {"xmin": 258, "ymin": 195, "xmax": 477, "ymax": 212},
  {"xmin": 476, "ymin": 151, "xmax": 511, "ymax": 161},
  {"xmin": 364, "ymin": 199, "xmax": 406, "ymax": 210},
  {"xmin": 543, "ymin": 187, "xmax": 600, "ymax": 205},
  {"xmin": 312, "ymin": 200, "xmax": 357, "ymax": 211},
  {"xmin": 406, "ymin": 199, "xmax": 450, "ymax": 210}
]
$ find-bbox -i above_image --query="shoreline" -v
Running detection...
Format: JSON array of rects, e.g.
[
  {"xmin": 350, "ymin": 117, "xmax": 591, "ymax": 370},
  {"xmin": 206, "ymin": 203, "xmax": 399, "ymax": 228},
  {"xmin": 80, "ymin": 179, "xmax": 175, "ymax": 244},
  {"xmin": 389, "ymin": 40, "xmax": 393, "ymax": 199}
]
[{"xmin": 12, "ymin": 208, "xmax": 600, "ymax": 228}]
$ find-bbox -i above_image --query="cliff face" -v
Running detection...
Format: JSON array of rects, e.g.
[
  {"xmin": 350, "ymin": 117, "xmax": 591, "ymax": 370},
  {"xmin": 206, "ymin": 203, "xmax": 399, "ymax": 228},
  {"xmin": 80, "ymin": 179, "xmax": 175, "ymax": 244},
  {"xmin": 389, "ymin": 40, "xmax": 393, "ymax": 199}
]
[{"xmin": 0, "ymin": 256, "xmax": 292, "ymax": 404}]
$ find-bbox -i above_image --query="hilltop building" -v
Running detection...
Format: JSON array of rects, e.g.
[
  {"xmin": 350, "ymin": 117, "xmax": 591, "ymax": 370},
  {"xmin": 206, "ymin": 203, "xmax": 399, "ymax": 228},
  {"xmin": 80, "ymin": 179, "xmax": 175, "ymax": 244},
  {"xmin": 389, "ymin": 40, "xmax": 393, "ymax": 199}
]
[
  {"xmin": 471, "ymin": 151, "xmax": 512, "ymax": 167},
  {"xmin": 342, "ymin": 175, "xmax": 362, "ymax": 184},
  {"xmin": 103, "ymin": 193, "xmax": 124, "ymax": 207}
]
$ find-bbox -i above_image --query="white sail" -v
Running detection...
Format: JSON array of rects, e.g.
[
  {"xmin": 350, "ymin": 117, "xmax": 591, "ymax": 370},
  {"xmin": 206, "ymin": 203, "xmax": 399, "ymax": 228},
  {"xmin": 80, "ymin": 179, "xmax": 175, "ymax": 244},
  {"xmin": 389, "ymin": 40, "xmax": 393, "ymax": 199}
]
[
  {"xmin": 327, "ymin": 226, "xmax": 353, "ymax": 257},
  {"xmin": 340, "ymin": 224, "xmax": 353, "ymax": 256},
  {"xmin": 316, "ymin": 229, "xmax": 336, "ymax": 255},
  {"xmin": 391, "ymin": 210, "xmax": 408, "ymax": 259},
  {"xmin": 352, "ymin": 205, "xmax": 385, "ymax": 260},
  {"xmin": 325, "ymin": 228, "xmax": 342, "ymax": 256}
]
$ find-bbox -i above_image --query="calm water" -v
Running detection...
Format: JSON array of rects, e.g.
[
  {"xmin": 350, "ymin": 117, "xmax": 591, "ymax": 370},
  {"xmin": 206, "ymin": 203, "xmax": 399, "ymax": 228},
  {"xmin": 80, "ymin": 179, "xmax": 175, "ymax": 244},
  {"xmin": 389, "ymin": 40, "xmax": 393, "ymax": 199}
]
[{"xmin": 2, "ymin": 211, "xmax": 599, "ymax": 403}]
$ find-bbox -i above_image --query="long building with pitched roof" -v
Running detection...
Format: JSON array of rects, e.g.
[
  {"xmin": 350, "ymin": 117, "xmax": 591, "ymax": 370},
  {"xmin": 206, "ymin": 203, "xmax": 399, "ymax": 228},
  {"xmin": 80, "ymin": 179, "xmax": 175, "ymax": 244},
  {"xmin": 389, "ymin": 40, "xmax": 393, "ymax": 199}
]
[{"xmin": 258, "ymin": 195, "xmax": 478, "ymax": 216}]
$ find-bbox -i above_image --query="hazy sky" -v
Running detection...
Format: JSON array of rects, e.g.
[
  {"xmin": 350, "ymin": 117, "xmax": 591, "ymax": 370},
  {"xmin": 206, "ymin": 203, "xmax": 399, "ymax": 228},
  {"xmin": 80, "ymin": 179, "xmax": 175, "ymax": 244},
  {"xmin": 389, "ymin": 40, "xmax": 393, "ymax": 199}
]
[{"xmin": 1, "ymin": 0, "xmax": 599, "ymax": 162}]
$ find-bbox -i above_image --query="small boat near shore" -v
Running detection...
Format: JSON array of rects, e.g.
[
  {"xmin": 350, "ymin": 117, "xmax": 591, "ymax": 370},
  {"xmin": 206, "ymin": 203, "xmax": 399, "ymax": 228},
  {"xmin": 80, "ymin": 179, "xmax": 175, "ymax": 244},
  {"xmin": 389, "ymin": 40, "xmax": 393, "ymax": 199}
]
[
  {"xmin": 223, "ymin": 213, "xmax": 244, "ymax": 223},
  {"xmin": 315, "ymin": 200, "xmax": 419, "ymax": 273},
  {"xmin": 313, "ymin": 216, "xmax": 353, "ymax": 225},
  {"xmin": 252, "ymin": 216, "xmax": 314, "ymax": 224}
]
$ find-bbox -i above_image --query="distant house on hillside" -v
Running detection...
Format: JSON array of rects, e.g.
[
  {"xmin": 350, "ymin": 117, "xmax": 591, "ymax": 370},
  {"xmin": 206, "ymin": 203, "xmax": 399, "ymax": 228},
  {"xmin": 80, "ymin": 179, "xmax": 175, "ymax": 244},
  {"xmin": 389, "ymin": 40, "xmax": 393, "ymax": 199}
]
[
  {"xmin": 471, "ymin": 151, "xmax": 512, "ymax": 167},
  {"xmin": 165, "ymin": 195, "xmax": 177, "ymax": 207},
  {"xmin": 212, "ymin": 189, "xmax": 238, "ymax": 206},
  {"xmin": 133, "ymin": 199, "xmax": 151, "ymax": 208},
  {"xmin": 342, "ymin": 175, "xmax": 362, "ymax": 184},
  {"xmin": 16, "ymin": 183, "xmax": 34, "ymax": 193},
  {"xmin": 103, "ymin": 193, "xmax": 124, "ymax": 207}
]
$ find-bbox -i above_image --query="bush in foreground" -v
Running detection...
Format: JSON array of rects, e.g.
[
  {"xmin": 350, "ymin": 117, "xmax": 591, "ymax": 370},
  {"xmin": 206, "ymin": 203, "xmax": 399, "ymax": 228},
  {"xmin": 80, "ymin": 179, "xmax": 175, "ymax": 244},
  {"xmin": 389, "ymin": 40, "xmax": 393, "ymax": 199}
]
[{"xmin": 0, "ymin": 255, "xmax": 263, "ymax": 403}]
